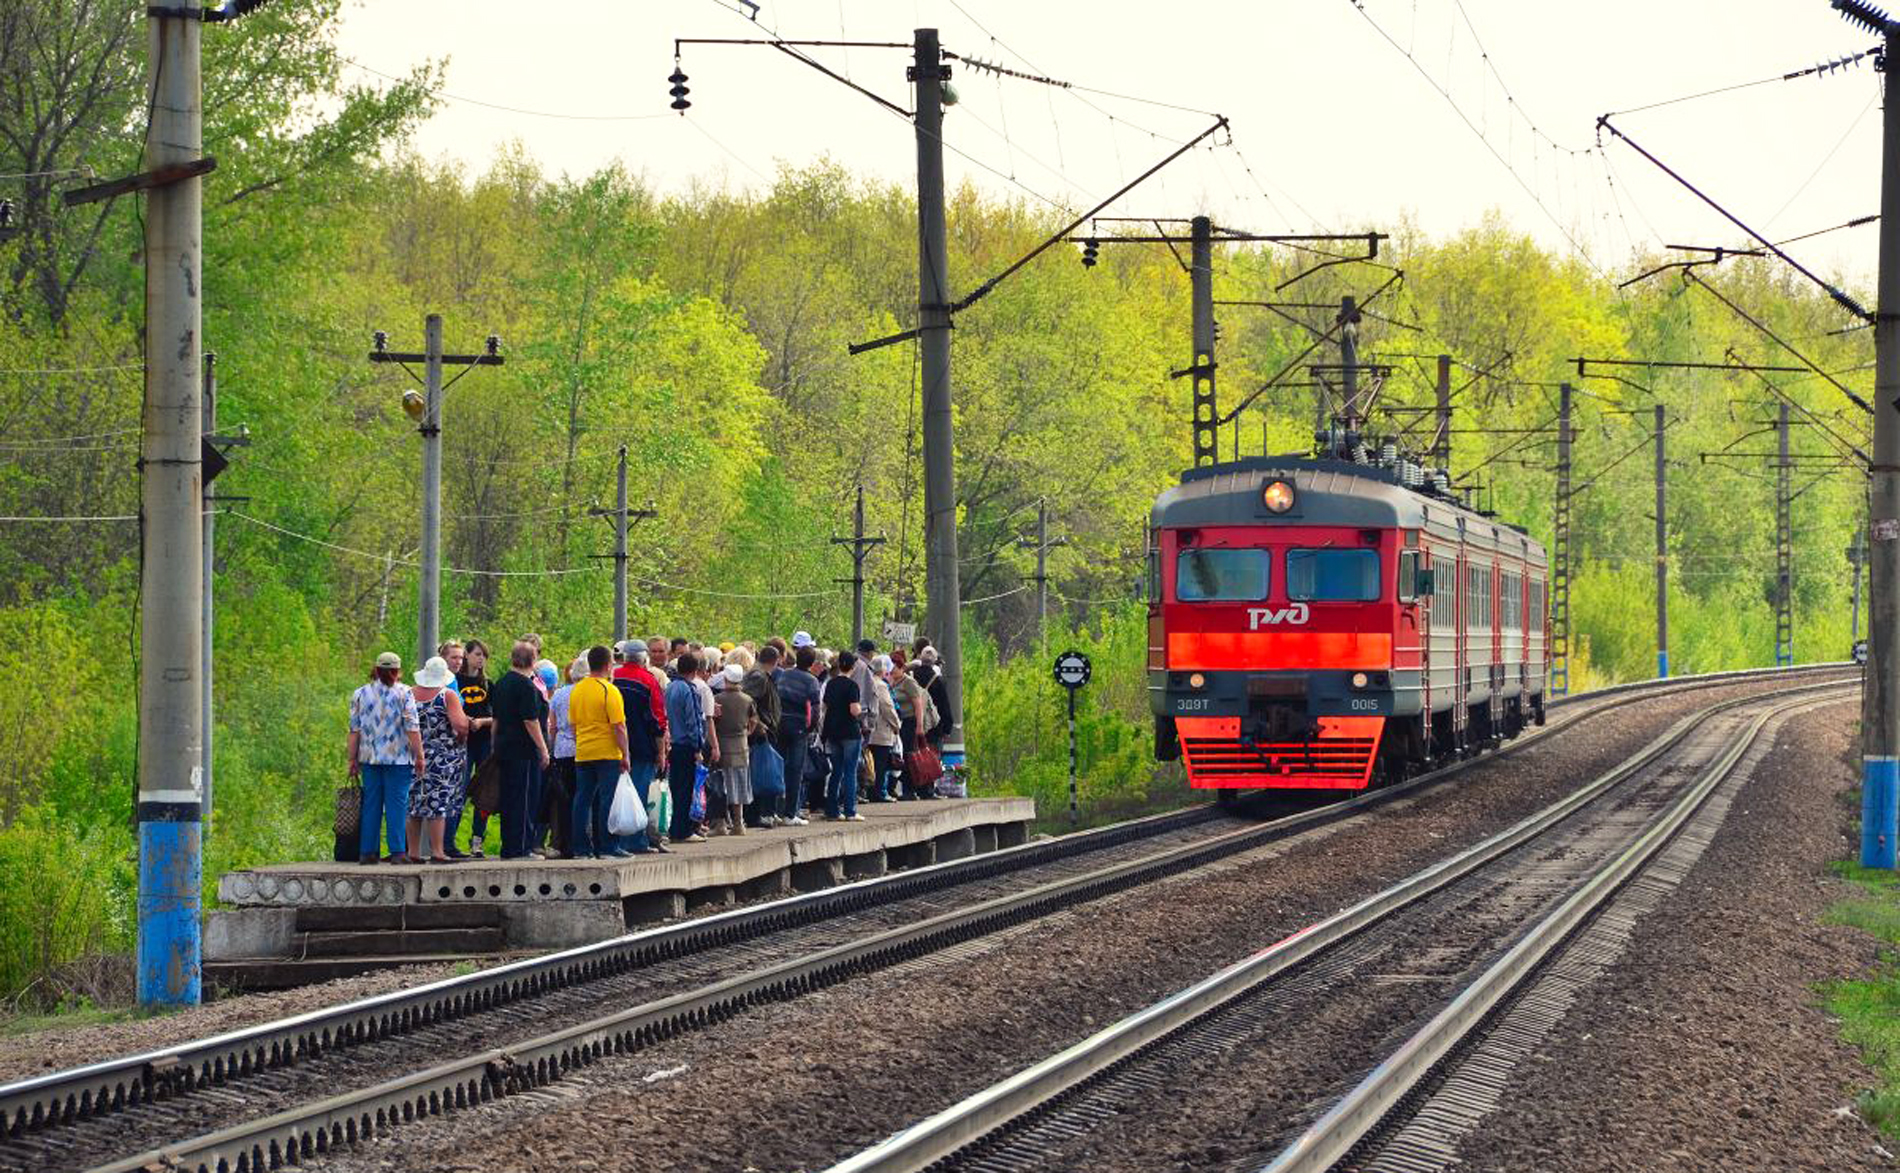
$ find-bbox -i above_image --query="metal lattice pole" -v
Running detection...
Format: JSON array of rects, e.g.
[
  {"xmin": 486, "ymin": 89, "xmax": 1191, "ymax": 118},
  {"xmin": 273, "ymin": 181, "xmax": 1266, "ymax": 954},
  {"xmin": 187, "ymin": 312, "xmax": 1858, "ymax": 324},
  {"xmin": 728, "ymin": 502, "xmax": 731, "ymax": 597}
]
[
  {"xmin": 1551, "ymin": 383, "xmax": 1572, "ymax": 697},
  {"xmin": 1776, "ymin": 403, "xmax": 1794, "ymax": 666}
]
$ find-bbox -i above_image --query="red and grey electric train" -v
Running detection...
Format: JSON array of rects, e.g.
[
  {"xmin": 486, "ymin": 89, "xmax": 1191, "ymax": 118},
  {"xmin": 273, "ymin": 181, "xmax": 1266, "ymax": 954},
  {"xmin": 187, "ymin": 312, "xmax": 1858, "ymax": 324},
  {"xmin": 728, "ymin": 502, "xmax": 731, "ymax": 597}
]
[{"xmin": 1148, "ymin": 452, "xmax": 1550, "ymax": 797}]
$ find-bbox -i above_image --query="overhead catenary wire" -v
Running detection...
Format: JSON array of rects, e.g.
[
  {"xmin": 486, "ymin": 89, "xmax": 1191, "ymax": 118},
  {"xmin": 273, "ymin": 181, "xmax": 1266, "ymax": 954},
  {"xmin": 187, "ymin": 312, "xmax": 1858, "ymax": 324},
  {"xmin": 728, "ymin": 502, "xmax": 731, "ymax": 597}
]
[
  {"xmin": 1601, "ymin": 46, "xmax": 1880, "ymax": 119},
  {"xmin": 0, "ymin": 426, "xmax": 139, "ymax": 446},
  {"xmin": 1351, "ymin": 0, "xmax": 1606, "ymax": 274},
  {"xmin": 961, "ymin": 584, "xmax": 1028, "ymax": 606},
  {"xmin": 1765, "ymin": 90, "xmax": 1879, "ymax": 230},
  {"xmin": 1598, "ymin": 114, "xmax": 1871, "ymax": 320},
  {"xmin": 227, "ymin": 509, "xmax": 836, "ymax": 596},
  {"xmin": 227, "ymin": 510, "xmax": 599, "ymax": 577},
  {"xmin": 0, "ymin": 364, "xmax": 142, "ymax": 375},
  {"xmin": 0, "ymin": 512, "xmax": 140, "ymax": 522},
  {"xmin": 343, "ymin": 58, "xmax": 673, "ymax": 122}
]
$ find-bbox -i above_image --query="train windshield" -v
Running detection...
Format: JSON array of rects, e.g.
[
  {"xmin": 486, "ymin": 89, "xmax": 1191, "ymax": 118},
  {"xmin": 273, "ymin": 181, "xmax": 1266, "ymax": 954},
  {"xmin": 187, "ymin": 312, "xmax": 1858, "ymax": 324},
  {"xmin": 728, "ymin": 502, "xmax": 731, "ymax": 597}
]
[
  {"xmin": 1175, "ymin": 548, "xmax": 1270, "ymax": 602},
  {"xmin": 1286, "ymin": 549, "xmax": 1381, "ymax": 602}
]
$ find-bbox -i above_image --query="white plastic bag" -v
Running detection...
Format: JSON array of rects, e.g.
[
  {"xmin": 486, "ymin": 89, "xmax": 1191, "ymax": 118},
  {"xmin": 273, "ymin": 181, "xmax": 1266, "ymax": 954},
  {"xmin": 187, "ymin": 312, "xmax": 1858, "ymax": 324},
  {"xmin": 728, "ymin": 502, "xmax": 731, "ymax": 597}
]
[{"xmin": 608, "ymin": 770, "xmax": 649, "ymax": 836}]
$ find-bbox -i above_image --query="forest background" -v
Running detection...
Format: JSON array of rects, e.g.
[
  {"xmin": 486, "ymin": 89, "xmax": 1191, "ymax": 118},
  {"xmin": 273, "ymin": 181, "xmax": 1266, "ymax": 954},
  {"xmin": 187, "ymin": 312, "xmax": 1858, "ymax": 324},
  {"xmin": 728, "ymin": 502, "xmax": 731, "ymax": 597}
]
[{"xmin": 0, "ymin": 1, "xmax": 1874, "ymax": 1002}]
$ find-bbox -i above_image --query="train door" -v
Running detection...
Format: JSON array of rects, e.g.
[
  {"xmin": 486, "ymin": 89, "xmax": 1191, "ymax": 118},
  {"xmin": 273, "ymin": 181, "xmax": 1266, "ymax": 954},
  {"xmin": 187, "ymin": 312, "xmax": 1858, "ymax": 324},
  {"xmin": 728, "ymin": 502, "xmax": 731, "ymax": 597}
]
[
  {"xmin": 1407, "ymin": 542, "xmax": 1429, "ymax": 719},
  {"xmin": 1453, "ymin": 540, "xmax": 1468, "ymax": 746}
]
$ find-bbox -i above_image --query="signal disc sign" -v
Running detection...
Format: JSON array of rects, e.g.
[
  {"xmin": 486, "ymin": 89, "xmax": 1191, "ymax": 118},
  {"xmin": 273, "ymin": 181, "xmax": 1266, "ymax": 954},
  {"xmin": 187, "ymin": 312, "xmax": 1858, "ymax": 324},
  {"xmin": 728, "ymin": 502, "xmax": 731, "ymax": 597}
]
[{"xmin": 1053, "ymin": 650, "xmax": 1092, "ymax": 689}]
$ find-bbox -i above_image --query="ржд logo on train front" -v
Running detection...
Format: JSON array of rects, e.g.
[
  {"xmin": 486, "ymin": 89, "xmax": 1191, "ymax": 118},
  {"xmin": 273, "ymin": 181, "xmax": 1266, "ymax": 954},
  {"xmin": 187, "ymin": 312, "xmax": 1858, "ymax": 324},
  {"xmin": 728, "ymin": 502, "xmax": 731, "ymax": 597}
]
[{"xmin": 1146, "ymin": 449, "xmax": 1550, "ymax": 799}]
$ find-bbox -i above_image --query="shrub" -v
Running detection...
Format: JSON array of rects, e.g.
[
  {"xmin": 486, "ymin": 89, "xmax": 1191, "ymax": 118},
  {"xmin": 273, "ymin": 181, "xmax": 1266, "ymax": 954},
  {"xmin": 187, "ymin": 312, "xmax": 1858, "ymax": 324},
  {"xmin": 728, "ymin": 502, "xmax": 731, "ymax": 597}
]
[{"xmin": 0, "ymin": 806, "xmax": 132, "ymax": 1006}]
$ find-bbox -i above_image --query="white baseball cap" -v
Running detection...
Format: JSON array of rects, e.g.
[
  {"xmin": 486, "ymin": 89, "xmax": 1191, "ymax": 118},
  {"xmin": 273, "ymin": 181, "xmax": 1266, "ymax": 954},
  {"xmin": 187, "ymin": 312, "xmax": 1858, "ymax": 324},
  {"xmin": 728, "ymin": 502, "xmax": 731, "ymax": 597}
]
[{"xmin": 791, "ymin": 630, "xmax": 815, "ymax": 648}]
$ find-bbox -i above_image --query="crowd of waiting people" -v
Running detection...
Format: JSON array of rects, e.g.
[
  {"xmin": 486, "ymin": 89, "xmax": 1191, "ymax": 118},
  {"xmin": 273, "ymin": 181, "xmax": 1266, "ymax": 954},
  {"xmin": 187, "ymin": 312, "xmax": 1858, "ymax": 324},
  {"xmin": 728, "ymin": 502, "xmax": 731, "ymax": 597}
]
[{"xmin": 345, "ymin": 631, "xmax": 955, "ymax": 864}]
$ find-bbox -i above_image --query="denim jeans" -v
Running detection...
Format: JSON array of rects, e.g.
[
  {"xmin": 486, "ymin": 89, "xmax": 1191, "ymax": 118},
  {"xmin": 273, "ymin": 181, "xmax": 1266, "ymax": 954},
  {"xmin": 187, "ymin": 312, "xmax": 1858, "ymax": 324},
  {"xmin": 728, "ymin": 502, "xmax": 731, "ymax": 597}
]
[
  {"xmin": 527, "ymin": 756, "xmax": 546, "ymax": 849},
  {"xmin": 617, "ymin": 758, "xmax": 658, "ymax": 851},
  {"xmin": 777, "ymin": 733, "xmax": 809, "ymax": 821},
  {"xmin": 825, "ymin": 738, "xmax": 862, "ymax": 819},
  {"xmin": 571, "ymin": 759, "xmax": 620, "ymax": 858},
  {"xmin": 667, "ymin": 746, "xmax": 700, "ymax": 841},
  {"xmin": 358, "ymin": 763, "xmax": 412, "ymax": 857}
]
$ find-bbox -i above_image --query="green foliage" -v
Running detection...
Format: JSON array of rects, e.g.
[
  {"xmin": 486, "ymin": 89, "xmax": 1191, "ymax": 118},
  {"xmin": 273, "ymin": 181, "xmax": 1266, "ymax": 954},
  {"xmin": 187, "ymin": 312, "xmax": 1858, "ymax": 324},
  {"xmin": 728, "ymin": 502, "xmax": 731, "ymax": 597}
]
[
  {"xmin": 965, "ymin": 608, "xmax": 1187, "ymax": 829},
  {"xmin": 1825, "ymin": 865, "xmax": 1900, "ymax": 1140},
  {"xmin": 0, "ymin": 807, "xmax": 133, "ymax": 1002},
  {"xmin": 0, "ymin": 1, "xmax": 1880, "ymax": 1002}
]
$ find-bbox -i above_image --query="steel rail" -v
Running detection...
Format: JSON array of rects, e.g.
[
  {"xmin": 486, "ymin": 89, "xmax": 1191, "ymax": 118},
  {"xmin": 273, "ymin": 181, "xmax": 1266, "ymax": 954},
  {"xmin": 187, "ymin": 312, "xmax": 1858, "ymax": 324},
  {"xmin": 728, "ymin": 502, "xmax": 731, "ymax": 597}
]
[
  {"xmin": 0, "ymin": 803, "xmax": 1223, "ymax": 1140},
  {"xmin": 0, "ymin": 664, "xmax": 1847, "ymax": 1153},
  {"xmin": 76, "ymin": 703, "xmax": 1646, "ymax": 1173},
  {"xmin": 820, "ymin": 678, "xmax": 1853, "ymax": 1173},
  {"xmin": 1261, "ymin": 686, "xmax": 1855, "ymax": 1173}
]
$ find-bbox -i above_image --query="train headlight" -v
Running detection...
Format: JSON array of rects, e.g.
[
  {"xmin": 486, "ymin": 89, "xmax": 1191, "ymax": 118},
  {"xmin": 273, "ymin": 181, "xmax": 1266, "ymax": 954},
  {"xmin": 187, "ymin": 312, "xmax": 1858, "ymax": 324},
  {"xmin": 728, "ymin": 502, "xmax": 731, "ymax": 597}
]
[
  {"xmin": 1188, "ymin": 673, "xmax": 1205, "ymax": 689},
  {"xmin": 1351, "ymin": 672, "xmax": 1369, "ymax": 689},
  {"xmin": 1262, "ymin": 479, "xmax": 1296, "ymax": 514}
]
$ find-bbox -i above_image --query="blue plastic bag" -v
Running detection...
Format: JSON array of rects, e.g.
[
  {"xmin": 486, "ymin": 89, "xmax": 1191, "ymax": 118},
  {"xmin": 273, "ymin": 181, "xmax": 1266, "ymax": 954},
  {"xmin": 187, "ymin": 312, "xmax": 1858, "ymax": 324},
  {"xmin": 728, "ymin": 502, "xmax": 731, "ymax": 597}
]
[
  {"xmin": 751, "ymin": 742, "xmax": 786, "ymax": 800},
  {"xmin": 690, "ymin": 763, "xmax": 708, "ymax": 822}
]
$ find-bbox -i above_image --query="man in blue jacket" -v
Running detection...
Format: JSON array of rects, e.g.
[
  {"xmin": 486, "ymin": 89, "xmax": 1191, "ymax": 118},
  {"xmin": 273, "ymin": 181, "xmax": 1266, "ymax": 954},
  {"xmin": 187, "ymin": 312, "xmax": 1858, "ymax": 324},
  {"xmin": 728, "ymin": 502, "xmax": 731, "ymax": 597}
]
[{"xmin": 664, "ymin": 651, "xmax": 708, "ymax": 844}]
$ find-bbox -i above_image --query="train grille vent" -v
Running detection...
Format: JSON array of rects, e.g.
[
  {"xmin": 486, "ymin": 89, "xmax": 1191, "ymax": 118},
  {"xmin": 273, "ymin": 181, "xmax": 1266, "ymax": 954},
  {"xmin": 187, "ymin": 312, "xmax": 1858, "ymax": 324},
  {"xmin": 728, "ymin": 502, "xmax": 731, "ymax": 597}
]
[{"xmin": 1181, "ymin": 737, "xmax": 1376, "ymax": 778}]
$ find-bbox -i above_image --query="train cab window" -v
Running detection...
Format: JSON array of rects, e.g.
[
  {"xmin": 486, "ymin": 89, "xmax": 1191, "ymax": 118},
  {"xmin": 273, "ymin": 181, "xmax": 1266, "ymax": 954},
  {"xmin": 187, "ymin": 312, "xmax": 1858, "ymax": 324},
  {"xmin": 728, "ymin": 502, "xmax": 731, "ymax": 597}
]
[
  {"xmin": 1286, "ymin": 549, "xmax": 1381, "ymax": 602},
  {"xmin": 1397, "ymin": 550, "xmax": 1419, "ymax": 603},
  {"xmin": 1175, "ymin": 548, "xmax": 1270, "ymax": 601}
]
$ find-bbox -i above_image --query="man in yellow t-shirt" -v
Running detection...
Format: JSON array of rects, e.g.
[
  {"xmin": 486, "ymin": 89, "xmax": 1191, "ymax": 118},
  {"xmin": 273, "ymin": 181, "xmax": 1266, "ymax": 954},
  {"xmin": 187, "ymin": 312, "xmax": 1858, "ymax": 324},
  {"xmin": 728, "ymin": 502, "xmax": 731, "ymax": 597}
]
[{"xmin": 569, "ymin": 644, "xmax": 632, "ymax": 858}]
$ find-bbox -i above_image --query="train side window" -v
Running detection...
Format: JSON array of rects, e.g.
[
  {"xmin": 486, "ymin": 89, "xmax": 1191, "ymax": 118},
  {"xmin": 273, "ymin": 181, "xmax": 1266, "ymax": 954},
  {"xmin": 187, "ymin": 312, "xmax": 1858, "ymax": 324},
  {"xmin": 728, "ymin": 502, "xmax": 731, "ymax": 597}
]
[
  {"xmin": 1175, "ymin": 548, "xmax": 1270, "ymax": 602},
  {"xmin": 1145, "ymin": 541, "xmax": 1161, "ymax": 604},
  {"xmin": 1286, "ymin": 549, "xmax": 1381, "ymax": 601},
  {"xmin": 1398, "ymin": 550, "xmax": 1419, "ymax": 602}
]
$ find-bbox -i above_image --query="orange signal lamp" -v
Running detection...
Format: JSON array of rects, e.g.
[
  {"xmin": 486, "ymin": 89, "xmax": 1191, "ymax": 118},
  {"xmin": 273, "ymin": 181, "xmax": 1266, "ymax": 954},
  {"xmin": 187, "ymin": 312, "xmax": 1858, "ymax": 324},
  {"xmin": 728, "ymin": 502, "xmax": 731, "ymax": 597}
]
[
  {"xmin": 1263, "ymin": 480, "xmax": 1296, "ymax": 513},
  {"xmin": 1188, "ymin": 672, "xmax": 1206, "ymax": 689}
]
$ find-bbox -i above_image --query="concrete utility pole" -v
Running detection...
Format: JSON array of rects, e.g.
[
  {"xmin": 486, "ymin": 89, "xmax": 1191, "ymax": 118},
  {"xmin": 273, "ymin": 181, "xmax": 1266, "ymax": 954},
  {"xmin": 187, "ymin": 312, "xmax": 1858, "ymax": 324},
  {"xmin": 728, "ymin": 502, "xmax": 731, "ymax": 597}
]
[
  {"xmin": 914, "ymin": 27, "xmax": 966, "ymax": 765},
  {"xmin": 418, "ymin": 315, "xmax": 443, "ymax": 670},
  {"xmin": 1189, "ymin": 215, "xmax": 1218, "ymax": 467},
  {"xmin": 1654, "ymin": 403, "xmax": 1669, "ymax": 679},
  {"xmin": 1018, "ymin": 499, "xmax": 1068, "ymax": 646},
  {"xmin": 1434, "ymin": 354, "xmax": 1453, "ymax": 473},
  {"xmin": 137, "ymin": 3, "xmax": 206, "ymax": 1008},
  {"xmin": 834, "ymin": 484, "xmax": 887, "ymax": 647},
  {"xmin": 589, "ymin": 447, "xmax": 655, "ymax": 644},
  {"xmin": 1776, "ymin": 402, "xmax": 1795, "ymax": 666},
  {"xmin": 1853, "ymin": 2, "xmax": 1900, "ymax": 868},
  {"xmin": 369, "ymin": 319, "xmax": 502, "ymax": 666},
  {"xmin": 1552, "ymin": 383, "xmax": 1573, "ymax": 697}
]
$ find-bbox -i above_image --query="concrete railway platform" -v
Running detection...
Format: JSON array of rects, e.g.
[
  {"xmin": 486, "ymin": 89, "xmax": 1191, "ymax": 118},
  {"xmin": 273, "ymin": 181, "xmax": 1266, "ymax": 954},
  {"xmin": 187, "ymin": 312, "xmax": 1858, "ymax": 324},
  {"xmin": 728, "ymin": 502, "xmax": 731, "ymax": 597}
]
[{"xmin": 204, "ymin": 797, "xmax": 1034, "ymax": 991}]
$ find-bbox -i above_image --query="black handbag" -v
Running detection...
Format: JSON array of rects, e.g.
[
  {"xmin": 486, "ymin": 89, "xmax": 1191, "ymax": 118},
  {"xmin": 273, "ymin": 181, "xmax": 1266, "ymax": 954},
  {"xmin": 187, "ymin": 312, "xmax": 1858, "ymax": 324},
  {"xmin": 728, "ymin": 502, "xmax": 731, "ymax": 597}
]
[{"xmin": 471, "ymin": 755, "xmax": 503, "ymax": 814}]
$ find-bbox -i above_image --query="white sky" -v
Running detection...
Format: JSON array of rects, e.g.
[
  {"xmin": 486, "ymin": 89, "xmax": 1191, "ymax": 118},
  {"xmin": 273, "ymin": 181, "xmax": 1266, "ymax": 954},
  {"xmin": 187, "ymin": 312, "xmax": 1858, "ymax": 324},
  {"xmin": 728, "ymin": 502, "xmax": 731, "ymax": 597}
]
[{"xmin": 335, "ymin": 0, "xmax": 1887, "ymax": 286}]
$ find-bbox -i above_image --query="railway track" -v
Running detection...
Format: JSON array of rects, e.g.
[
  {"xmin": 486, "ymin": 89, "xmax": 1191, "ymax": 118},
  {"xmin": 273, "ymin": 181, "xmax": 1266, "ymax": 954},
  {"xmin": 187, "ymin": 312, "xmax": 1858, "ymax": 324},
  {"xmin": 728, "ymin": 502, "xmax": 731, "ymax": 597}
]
[
  {"xmin": 821, "ymin": 678, "xmax": 1856, "ymax": 1173},
  {"xmin": 0, "ymin": 664, "xmax": 1849, "ymax": 1173}
]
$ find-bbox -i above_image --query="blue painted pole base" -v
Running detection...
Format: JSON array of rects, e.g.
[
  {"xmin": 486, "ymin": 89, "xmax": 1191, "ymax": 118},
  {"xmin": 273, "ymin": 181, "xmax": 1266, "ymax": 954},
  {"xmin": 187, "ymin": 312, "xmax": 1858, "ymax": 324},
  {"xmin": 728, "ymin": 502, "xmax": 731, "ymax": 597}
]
[
  {"xmin": 1862, "ymin": 757, "xmax": 1898, "ymax": 871},
  {"xmin": 138, "ymin": 817, "xmax": 202, "ymax": 1006},
  {"xmin": 1656, "ymin": 651, "xmax": 1669, "ymax": 679}
]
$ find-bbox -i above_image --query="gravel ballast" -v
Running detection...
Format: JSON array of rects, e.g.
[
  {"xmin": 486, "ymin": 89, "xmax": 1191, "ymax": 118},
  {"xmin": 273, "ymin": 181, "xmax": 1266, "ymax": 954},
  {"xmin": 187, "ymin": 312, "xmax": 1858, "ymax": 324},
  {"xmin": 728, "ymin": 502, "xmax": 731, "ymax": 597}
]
[
  {"xmin": 1451, "ymin": 697, "xmax": 1893, "ymax": 1172},
  {"xmin": 284, "ymin": 677, "xmax": 1859, "ymax": 1173}
]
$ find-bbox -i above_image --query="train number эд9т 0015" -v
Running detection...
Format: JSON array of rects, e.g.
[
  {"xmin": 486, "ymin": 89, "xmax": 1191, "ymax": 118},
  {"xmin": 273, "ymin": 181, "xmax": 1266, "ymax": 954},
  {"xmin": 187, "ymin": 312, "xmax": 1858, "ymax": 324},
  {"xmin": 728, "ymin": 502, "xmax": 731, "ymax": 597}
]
[{"xmin": 1174, "ymin": 697, "xmax": 1213, "ymax": 713}]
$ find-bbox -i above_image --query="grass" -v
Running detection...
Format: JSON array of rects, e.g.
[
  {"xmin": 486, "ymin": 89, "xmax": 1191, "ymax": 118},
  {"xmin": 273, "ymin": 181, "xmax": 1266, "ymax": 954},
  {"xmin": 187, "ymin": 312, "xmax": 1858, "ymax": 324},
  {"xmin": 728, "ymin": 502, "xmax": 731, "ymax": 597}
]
[
  {"xmin": 0, "ymin": 995, "xmax": 151, "ymax": 1040},
  {"xmin": 1824, "ymin": 860, "xmax": 1900, "ymax": 1138}
]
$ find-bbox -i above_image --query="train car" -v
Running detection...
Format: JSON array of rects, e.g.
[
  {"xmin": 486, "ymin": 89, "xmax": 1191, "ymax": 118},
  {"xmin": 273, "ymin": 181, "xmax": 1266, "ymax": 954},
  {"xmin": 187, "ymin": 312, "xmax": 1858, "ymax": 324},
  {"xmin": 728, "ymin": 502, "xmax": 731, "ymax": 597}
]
[{"xmin": 1147, "ymin": 452, "xmax": 1549, "ymax": 797}]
